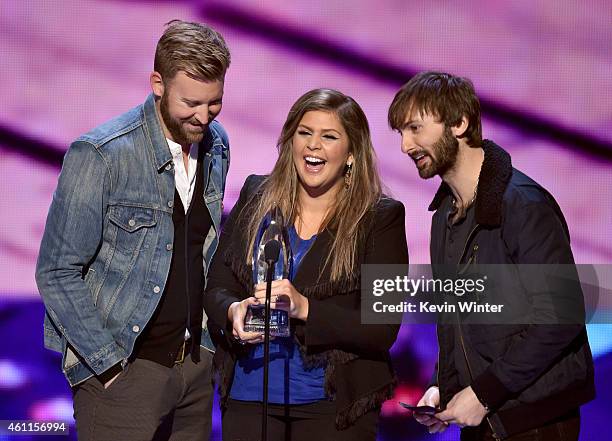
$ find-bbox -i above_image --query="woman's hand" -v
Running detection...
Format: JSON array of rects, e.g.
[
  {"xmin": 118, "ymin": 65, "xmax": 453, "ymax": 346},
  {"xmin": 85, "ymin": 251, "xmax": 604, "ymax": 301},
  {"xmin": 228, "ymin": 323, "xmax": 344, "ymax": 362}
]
[
  {"xmin": 253, "ymin": 279, "xmax": 309, "ymax": 321},
  {"xmin": 227, "ymin": 297, "xmax": 264, "ymax": 344}
]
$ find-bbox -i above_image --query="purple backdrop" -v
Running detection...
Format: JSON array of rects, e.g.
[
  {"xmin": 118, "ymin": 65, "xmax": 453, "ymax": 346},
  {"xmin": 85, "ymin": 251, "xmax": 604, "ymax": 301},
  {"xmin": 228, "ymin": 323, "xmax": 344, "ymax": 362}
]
[{"xmin": 1, "ymin": 1, "xmax": 611, "ymax": 440}]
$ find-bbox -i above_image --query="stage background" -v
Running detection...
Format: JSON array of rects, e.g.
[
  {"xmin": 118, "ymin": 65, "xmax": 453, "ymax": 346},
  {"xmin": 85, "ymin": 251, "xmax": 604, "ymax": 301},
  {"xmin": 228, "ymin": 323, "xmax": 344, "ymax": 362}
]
[{"xmin": 1, "ymin": 1, "xmax": 610, "ymax": 439}]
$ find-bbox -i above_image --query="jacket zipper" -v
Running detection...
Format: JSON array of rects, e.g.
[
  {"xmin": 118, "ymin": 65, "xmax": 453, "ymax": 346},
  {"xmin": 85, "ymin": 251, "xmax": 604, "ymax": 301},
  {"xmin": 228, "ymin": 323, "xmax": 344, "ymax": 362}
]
[
  {"xmin": 434, "ymin": 221, "xmax": 479, "ymax": 406},
  {"xmin": 457, "ymin": 225, "xmax": 480, "ymax": 267},
  {"xmin": 453, "ymin": 223, "xmax": 500, "ymax": 438},
  {"xmin": 456, "ymin": 317, "xmax": 499, "ymax": 438}
]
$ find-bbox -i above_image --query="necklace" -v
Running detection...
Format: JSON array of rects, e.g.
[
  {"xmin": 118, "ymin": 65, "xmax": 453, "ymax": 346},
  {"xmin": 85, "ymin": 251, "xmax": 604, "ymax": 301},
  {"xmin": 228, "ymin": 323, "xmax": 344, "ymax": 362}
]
[{"xmin": 452, "ymin": 176, "xmax": 479, "ymax": 209}]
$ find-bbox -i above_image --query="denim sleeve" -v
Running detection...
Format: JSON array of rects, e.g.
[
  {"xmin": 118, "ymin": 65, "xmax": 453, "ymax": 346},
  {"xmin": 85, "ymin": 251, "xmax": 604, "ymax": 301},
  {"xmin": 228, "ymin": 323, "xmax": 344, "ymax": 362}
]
[{"xmin": 35, "ymin": 141, "xmax": 125, "ymax": 375}]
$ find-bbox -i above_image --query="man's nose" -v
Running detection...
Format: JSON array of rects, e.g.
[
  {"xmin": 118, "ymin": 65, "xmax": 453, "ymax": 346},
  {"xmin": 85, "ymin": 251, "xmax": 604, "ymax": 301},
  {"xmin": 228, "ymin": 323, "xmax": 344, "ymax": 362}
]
[
  {"xmin": 401, "ymin": 133, "xmax": 415, "ymax": 154},
  {"xmin": 194, "ymin": 106, "xmax": 210, "ymax": 125}
]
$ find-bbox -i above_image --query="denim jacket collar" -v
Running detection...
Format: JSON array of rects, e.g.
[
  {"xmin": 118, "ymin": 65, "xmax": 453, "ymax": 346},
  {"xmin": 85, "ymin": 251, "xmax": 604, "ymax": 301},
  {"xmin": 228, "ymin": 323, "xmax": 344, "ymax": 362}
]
[{"xmin": 142, "ymin": 93, "xmax": 173, "ymax": 171}]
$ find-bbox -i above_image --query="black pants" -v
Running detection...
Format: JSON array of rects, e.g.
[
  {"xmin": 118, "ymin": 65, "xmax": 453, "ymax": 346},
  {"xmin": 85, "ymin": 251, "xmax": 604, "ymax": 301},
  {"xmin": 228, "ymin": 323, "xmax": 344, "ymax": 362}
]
[
  {"xmin": 222, "ymin": 398, "xmax": 380, "ymax": 441},
  {"xmin": 72, "ymin": 348, "xmax": 214, "ymax": 441},
  {"xmin": 461, "ymin": 410, "xmax": 580, "ymax": 441}
]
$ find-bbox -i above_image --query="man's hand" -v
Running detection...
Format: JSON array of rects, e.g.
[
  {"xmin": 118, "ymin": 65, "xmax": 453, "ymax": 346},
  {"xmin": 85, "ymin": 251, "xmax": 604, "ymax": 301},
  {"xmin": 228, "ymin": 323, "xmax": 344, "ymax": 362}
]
[
  {"xmin": 436, "ymin": 386, "xmax": 488, "ymax": 427},
  {"xmin": 413, "ymin": 386, "xmax": 448, "ymax": 434}
]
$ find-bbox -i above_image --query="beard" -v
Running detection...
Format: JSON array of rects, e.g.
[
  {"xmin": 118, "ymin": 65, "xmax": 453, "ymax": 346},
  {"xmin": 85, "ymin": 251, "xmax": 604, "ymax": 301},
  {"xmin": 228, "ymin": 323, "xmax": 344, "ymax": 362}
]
[
  {"xmin": 159, "ymin": 93, "xmax": 205, "ymax": 145},
  {"xmin": 418, "ymin": 125, "xmax": 459, "ymax": 179}
]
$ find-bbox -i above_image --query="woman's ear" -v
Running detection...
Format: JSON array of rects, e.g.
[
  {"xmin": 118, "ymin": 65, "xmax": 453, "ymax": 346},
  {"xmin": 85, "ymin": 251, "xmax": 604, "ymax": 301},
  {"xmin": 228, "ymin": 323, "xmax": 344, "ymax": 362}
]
[{"xmin": 346, "ymin": 153, "xmax": 354, "ymax": 166}]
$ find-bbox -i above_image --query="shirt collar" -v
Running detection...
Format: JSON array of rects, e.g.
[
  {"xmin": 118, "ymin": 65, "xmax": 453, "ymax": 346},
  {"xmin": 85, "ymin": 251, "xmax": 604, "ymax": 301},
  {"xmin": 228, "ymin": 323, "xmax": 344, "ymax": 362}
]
[{"xmin": 166, "ymin": 138, "xmax": 198, "ymax": 161}]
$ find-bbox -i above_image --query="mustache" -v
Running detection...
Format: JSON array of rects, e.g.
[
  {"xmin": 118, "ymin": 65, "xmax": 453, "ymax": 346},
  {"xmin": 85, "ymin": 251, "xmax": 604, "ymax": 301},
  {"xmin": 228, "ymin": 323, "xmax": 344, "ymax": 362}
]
[{"xmin": 184, "ymin": 118, "xmax": 203, "ymax": 127}]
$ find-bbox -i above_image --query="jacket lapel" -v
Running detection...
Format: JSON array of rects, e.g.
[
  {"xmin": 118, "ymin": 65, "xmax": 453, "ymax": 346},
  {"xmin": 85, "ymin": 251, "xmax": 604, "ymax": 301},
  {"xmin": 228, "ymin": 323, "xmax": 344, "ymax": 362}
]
[{"xmin": 291, "ymin": 228, "xmax": 333, "ymax": 291}]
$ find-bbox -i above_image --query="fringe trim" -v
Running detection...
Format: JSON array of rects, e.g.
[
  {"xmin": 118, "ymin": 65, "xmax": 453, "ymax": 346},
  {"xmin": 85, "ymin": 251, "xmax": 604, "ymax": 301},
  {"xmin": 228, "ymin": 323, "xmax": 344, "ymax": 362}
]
[
  {"xmin": 300, "ymin": 274, "xmax": 360, "ymax": 300},
  {"xmin": 224, "ymin": 249, "xmax": 361, "ymax": 301},
  {"xmin": 294, "ymin": 336, "xmax": 359, "ymax": 403},
  {"xmin": 213, "ymin": 351, "xmax": 233, "ymax": 409},
  {"xmin": 224, "ymin": 250, "xmax": 253, "ymax": 293},
  {"xmin": 336, "ymin": 378, "xmax": 397, "ymax": 430}
]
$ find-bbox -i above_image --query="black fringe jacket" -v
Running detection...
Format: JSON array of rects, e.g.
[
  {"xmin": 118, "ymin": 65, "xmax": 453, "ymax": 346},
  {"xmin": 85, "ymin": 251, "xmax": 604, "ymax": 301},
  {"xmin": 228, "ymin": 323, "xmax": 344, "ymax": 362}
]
[{"xmin": 204, "ymin": 174, "xmax": 409, "ymax": 429}]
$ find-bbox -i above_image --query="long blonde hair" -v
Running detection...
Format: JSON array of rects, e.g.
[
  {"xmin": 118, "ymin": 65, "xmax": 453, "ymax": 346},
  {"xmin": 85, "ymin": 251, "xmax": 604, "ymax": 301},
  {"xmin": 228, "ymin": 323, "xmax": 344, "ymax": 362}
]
[{"xmin": 244, "ymin": 89, "xmax": 382, "ymax": 281}]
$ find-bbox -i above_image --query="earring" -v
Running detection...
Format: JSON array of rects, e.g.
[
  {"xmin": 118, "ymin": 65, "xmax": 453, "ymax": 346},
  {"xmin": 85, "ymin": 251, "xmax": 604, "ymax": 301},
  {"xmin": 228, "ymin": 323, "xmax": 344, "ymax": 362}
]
[{"xmin": 344, "ymin": 162, "xmax": 353, "ymax": 188}]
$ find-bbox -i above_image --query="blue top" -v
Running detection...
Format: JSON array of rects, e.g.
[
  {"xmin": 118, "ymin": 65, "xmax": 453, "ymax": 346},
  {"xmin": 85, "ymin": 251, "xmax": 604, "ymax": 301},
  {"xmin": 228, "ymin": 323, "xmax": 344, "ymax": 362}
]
[{"xmin": 229, "ymin": 226, "xmax": 327, "ymax": 404}]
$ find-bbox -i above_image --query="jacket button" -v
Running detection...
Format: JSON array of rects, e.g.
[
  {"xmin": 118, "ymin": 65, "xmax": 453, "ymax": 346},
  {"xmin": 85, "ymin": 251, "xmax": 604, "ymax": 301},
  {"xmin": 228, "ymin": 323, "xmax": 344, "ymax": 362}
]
[
  {"xmin": 132, "ymin": 325, "xmax": 140, "ymax": 333},
  {"xmin": 153, "ymin": 285, "xmax": 161, "ymax": 293},
  {"xmin": 166, "ymin": 244, "xmax": 173, "ymax": 251},
  {"xmin": 165, "ymin": 163, "xmax": 173, "ymax": 171},
  {"xmin": 168, "ymin": 201, "xmax": 174, "ymax": 208},
  {"xmin": 128, "ymin": 219, "xmax": 136, "ymax": 227}
]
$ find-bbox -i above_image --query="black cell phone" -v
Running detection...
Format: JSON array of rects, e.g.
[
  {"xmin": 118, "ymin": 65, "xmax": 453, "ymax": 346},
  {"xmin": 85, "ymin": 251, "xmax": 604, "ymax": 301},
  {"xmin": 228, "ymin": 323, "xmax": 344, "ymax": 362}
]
[{"xmin": 398, "ymin": 402, "xmax": 440, "ymax": 415}]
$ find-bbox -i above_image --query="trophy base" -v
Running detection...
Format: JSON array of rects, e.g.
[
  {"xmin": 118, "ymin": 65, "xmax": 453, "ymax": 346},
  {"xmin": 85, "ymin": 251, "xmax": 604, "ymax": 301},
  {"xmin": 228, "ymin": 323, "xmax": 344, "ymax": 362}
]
[{"xmin": 244, "ymin": 305, "xmax": 290, "ymax": 338}]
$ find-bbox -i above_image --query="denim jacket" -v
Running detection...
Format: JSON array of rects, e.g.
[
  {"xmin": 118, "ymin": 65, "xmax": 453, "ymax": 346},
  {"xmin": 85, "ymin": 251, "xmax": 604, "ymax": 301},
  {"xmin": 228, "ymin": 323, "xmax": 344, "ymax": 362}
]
[{"xmin": 35, "ymin": 94, "xmax": 230, "ymax": 386}]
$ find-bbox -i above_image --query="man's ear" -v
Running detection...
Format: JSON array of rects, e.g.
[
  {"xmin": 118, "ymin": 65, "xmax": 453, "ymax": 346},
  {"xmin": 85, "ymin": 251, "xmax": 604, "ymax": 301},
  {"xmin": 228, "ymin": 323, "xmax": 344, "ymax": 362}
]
[
  {"xmin": 451, "ymin": 116, "xmax": 469, "ymax": 138},
  {"xmin": 150, "ymin": 71, "xmax": 165, "ymax": 98}
]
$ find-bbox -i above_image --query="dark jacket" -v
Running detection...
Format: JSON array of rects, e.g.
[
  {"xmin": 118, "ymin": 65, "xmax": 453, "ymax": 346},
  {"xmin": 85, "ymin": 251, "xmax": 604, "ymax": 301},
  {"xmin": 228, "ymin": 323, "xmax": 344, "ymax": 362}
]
[
  {"xmin": 204, "ymin": 174, "xmax": 409, "ymax": 429},
  {"xmin": 429, "ymin": 140, "xmax": 595, "ymax": 438}
]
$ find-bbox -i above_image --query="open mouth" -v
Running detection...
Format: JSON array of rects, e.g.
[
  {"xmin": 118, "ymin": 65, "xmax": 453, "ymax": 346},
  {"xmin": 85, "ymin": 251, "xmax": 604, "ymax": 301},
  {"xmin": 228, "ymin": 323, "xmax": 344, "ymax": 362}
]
[
  {"xmin": 412, "ymin": 153, "xmax": 428, "ymax": 168},
  {"xmin": 304, "ymin": 156, "xmax": 326, "ymax": 173}
]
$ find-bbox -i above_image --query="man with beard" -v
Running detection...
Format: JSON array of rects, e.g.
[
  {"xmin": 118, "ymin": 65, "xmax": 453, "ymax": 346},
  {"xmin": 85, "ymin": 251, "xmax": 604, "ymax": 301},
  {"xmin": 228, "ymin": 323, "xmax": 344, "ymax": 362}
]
[
  {"xmin": 36, "ymin": 20, "xmax": 230, "ymax": 441},
  {"xmin": 388, "ymin": 72, "xmax": 594, "ymax": 440}
]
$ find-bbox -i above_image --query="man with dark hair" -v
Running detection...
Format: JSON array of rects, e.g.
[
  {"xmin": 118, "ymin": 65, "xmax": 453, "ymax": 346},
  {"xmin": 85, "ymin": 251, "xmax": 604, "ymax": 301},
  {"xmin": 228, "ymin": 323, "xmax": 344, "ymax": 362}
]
[
  {"xmin": 389, "ymin": 71, "xmax": 594, "ymax": 440},
  {"xmin": 36, "ymin": 20, "xmax": 231, "ymax": 441}
]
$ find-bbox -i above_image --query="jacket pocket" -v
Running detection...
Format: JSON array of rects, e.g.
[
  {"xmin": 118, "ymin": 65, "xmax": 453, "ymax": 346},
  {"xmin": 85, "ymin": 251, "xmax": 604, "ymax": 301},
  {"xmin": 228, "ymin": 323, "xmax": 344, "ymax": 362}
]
[
  {"xmin": 107, "ymin": 205, "xmax": 157, "ymax": 254},
  {"xmin": 469, "ymin": 325, "xmax": 524, "ymax": 361},
  {"xmin": 84, "ymin": 267, "xmax": 102, "ymax": 306}
]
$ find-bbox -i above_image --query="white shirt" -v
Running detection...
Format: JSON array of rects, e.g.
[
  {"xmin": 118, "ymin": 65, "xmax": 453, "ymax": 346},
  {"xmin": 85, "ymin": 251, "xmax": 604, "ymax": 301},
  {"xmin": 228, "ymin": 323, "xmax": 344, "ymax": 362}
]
[
  {"xmin": 167, "ymin": 138, "xmax": 198, "ymax": 340},
  {"xmin": 167, "ymin": 138, "xmax": 198, "ymax": 214}
]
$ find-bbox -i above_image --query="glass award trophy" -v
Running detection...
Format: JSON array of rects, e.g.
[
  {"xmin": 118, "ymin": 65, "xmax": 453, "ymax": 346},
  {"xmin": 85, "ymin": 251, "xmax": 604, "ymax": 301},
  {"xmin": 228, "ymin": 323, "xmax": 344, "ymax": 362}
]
[{"xmin": 244, "ymin": 206, "xmax": 291, "ymax": 337}]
